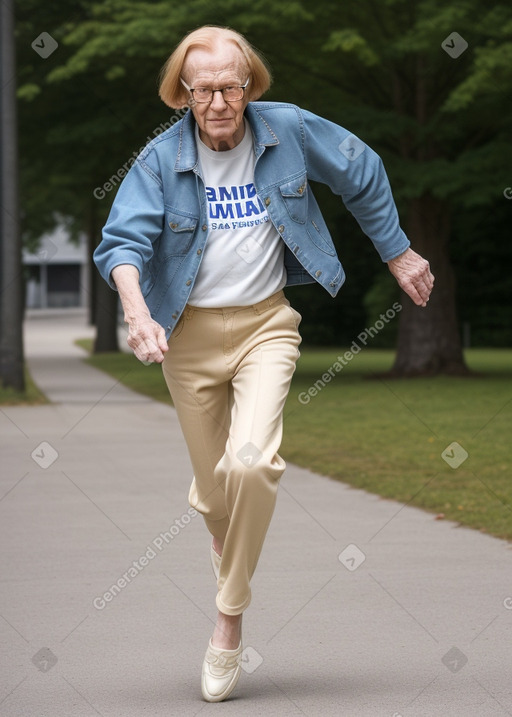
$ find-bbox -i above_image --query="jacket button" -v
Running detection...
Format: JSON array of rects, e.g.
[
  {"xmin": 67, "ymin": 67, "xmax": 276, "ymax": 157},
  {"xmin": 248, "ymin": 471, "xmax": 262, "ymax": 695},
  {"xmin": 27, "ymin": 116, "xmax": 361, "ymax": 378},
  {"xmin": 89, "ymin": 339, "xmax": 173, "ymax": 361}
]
[
  {"xmin": 315, "ymin": 270, "xmax": 322, "ymax": 277},
  {"xmin": 202, "ymin": 224, "xmax": 207, "ymax": 231},
  {"xmin": 169, "ymin": 222, "xmax": 178, "ymax": 229},
  {"xmin": 185, "ymin": 280, "xmax": 192, "ymax": 286},
  {"xmin": 171, "ymin": 313, "xmax": 178, "ymax": 319},
  {"xmin": 278, "ymin": 224, "xmax": 285, "ymax": 233},
  {"xmin": 197, "ymin": 248, "xmax": 202, "ymax": 255},
  {"xmin": 264, "ymin": 197, "xmax": 271, "ymax": 206}
]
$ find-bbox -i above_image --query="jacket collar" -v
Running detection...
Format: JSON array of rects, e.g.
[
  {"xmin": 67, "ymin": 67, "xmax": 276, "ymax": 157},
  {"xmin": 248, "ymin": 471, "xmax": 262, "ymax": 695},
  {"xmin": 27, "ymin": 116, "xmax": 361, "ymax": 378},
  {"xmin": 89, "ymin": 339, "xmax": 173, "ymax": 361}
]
[{"xmin": 174, "ymin": 102, "xmax": 280, "ymax": 172}]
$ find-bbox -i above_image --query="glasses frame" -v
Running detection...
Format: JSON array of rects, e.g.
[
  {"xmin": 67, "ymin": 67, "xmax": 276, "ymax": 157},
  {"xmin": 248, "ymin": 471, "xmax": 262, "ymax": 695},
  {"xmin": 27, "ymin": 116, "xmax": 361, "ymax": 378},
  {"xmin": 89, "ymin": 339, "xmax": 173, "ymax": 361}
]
[{"xmin": 180, "ymin": 77, "xmax": 250, "ymax": 104}]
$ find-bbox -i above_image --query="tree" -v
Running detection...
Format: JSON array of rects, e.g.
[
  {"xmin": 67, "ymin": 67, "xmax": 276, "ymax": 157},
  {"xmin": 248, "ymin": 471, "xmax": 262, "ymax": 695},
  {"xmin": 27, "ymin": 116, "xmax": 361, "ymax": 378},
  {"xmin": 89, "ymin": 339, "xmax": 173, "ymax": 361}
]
[
  {"xmin": 15, "ymin": 0, "xmax": 512, "ymax": 371},
  {"xmin": 0, "ymin": 0, "xmax": 24, "ymax": 391},
  {"xmin": 215, "ymin": 0, "xmax": 511, "ymax": 374},
  {"xmin": 296, "ymin": 1, "xmax": 512, "ymax": 374},
  {"xmin": 16, "ymin": 0, "xmax": 199, "ymax": 354}
]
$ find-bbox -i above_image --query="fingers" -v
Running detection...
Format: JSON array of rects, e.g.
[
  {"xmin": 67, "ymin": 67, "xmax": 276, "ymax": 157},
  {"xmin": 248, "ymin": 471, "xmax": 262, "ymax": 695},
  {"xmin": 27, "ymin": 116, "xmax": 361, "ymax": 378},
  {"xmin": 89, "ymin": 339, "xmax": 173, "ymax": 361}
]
[
  {"xmin": 157, "ymin": 325, "xmax": 169, "ymax": 354},
  {"xmin": 134, "ymin": 338, "xmax": 165, "ymax": 364},
  {"xmin": 127, "ymin": 321, "xmax": 169, "ymax": 364},
  {"xmin": 401, "ymin": 270, "xmax": 434, "ymax": 307},
  {"xmin": 404, "ymin": 281, "xmax": 429, "ymax": 307},
  {"xmin": 407, "ymin": 268, "xmax": 434, "ymax": 306},
  {"xmin": 388, "ymin": 248, "xmax": 434, "ymax": 308}
]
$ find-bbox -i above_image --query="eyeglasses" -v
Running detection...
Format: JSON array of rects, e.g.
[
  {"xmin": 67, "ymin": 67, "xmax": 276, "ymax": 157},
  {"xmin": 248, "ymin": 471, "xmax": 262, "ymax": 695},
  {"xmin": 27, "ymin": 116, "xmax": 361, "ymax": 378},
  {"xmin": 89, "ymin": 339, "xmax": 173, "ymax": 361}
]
[{"xmin": 180, "ymin": 77, "xmax": 250, "ymax": 103}]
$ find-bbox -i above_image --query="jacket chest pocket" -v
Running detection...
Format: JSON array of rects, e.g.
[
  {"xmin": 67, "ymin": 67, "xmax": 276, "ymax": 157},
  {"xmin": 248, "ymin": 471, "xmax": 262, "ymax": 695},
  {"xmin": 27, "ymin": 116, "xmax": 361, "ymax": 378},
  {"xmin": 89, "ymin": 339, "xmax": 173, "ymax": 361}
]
[
  {"xmin": 164, "ymin": 209, "xmax": 198, "ymax": 256},
  {"xmin": 279, "ymin": 175, "xmax": 308, "ymax": 224}
]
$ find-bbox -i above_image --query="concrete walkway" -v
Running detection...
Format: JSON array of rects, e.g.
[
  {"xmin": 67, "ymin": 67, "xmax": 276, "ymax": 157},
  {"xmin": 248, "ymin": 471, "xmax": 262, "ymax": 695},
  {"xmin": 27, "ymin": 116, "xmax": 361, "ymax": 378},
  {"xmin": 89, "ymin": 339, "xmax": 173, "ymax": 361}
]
[{"xmin": 1, "ymin": 310, "xmax": 511, "ymax": 717}]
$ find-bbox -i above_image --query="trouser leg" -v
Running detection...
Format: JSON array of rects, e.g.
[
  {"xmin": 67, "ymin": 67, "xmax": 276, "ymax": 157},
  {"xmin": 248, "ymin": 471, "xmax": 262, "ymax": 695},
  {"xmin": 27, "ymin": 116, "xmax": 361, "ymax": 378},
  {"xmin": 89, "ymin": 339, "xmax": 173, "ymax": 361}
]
[
  {"xmin": 215, "ymin": 333, "xmax": 301, "ymax": 615},
  {"xmin": 162, "ymin": 314, "xmax": 232, "ymax": 544},
  {"xmin": 162, "ymin": 293, "xmax": 302, "ymax": 615}
]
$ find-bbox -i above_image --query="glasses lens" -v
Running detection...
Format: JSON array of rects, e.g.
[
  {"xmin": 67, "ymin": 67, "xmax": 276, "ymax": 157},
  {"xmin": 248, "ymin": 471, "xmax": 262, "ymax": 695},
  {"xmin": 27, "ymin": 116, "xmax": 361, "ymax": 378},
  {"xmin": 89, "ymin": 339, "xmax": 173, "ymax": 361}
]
[
  {"xmin": 193, "ymin": 88, "xmax": 212, "ymax": 103},
  {"xmin": 222, "ymin": 86, "xmax": 243, "ymax": 101},
  {"xmin": 191, "ymin": 86, "xmax": 244, "ymax": 102}
]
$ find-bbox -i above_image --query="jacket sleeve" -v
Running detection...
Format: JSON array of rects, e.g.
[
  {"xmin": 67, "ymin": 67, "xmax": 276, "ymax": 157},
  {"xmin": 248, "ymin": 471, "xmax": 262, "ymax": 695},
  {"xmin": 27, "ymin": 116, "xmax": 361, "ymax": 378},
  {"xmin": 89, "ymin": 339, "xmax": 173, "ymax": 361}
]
[
  {"xmin": 301, "ymin": 108, "xmax": 410, "ymax": 262},
  {"xmin": 93, "ymin": 158, "xmax": 164, "ymax": 290}
]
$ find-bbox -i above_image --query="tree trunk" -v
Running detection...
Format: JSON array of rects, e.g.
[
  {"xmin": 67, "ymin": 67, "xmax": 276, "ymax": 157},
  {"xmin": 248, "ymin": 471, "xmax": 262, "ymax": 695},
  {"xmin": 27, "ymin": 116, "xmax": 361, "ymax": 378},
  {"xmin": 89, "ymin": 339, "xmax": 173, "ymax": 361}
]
[
  {"xmin": 0, "ymin": 0, "xmax": 25, "ymax": 391},
  {"xmin": 89, "ymin": 199, "xmax": 120, "ymax": 353},
  {"xmin": 391, "ymin": 194, "xmax": 469, "ymax": 376},
  {"xmin": 87, "ymin": 199, "xmax": 97, "ymax": 327},
  {"xmin": 93, "ymin": 279, "xmax": 120, "ymax": 353}
]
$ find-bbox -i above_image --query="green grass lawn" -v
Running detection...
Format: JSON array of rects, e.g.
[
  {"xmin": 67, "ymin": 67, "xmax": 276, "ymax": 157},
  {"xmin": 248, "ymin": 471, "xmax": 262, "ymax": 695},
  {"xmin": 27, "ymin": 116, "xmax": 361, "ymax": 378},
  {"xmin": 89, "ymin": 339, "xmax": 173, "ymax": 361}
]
[
  {"xmin": 77, "ymin": 339, "xmax": 512, "ymax": 540},
  {"xmin": 0, "ymin": 369, "xmax": 48, "ymax": 405}
]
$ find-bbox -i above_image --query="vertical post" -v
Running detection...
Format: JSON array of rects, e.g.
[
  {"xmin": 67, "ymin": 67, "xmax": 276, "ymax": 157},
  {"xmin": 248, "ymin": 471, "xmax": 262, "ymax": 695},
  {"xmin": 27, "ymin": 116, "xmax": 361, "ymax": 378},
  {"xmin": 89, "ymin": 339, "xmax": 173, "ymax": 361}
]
[
  {"xmin": 40, "ymin": 263, "xmax": 48, "ymax": 309},
  {"xmin": 0, "ymin": 0, "xmax": 25, "ymax": 391}
]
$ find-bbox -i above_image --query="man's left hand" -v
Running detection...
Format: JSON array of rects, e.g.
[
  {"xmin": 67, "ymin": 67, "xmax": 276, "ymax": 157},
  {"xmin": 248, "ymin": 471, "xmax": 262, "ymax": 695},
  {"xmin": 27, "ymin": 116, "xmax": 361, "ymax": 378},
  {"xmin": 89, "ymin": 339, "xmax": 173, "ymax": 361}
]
[{"xmin": 387, "ymin": 248, "xmax": 434, "ymax": 307}]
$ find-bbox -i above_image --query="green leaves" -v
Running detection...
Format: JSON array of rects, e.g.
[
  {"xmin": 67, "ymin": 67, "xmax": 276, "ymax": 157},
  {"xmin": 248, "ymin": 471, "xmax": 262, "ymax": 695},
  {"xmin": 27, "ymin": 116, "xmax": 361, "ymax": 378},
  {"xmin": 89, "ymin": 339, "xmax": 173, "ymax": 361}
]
[
  {"xmin": 14, "ymin": 0, "xmax": 512, "ymax": 333},
  {"xmin": 323, "ymin": 29, "xmax": 379, "ymax": 66},
  {"xmin": 443, "ymin": 41, "xmax": 512, "ymax": 111}
]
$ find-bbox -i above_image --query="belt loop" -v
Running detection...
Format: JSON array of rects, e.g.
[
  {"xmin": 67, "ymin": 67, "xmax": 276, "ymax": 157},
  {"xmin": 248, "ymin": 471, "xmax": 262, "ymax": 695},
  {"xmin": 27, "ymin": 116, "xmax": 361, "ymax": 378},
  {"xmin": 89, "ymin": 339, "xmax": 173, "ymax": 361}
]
[{"xmin": 252, "ymin": 289, "xmax": 284, "ymax": 315}]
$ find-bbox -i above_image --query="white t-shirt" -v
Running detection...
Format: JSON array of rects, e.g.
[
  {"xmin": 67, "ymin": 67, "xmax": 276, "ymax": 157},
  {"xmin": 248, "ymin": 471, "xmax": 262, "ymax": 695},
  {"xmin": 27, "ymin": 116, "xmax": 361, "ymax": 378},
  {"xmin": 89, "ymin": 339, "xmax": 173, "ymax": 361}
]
[{"xmin": 187, "ymin": 119, "xmax": 287, "ymax": 307}]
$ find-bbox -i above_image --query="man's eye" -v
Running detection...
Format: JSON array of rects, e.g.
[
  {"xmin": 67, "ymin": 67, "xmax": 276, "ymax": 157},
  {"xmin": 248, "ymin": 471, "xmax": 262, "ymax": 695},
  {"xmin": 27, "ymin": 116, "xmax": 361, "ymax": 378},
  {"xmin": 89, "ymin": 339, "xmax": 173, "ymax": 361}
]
[
  {"xmin": 224, "ymin": 86, "xmax": 236, "ymax": 92},
  {"xmin": 195, "ymin": 88, "xmax": 209, "ymax": 94}
]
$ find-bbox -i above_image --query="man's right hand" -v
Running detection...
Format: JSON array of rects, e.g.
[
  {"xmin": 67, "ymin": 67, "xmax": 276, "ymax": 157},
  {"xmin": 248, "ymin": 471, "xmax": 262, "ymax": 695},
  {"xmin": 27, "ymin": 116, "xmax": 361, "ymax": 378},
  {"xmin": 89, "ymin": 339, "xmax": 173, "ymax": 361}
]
[
  {"xmin": 111, "ymin": 265, "xmax": 169, "ymax": 364},
  {"xmin": 126, "ymin": 314, "xmax": 169, "ymax": 364}
]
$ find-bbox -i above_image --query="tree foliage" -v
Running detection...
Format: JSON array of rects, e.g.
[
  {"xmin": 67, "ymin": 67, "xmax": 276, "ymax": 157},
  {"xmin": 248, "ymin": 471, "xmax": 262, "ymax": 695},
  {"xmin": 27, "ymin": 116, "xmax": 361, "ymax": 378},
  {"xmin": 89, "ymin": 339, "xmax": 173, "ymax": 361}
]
[{"xmin": 15, "ymin": 0, "xmax": 512, "ymax": 366}]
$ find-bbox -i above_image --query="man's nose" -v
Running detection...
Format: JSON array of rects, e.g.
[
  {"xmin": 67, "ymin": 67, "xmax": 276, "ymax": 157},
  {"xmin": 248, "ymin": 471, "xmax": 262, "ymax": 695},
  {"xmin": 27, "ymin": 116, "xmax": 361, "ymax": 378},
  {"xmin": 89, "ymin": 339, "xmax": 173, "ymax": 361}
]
[{"xmin": 209, "ymin": 89, "xmax": 228, "ymax": 110}]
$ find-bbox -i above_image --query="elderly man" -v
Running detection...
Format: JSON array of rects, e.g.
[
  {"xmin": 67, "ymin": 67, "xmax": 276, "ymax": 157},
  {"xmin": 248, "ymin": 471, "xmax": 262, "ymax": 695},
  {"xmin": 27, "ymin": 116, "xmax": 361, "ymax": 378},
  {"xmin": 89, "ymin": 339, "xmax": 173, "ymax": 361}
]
[{"xmin": 94, "ymin": 24, "xmax": 433, "ymax": 703}]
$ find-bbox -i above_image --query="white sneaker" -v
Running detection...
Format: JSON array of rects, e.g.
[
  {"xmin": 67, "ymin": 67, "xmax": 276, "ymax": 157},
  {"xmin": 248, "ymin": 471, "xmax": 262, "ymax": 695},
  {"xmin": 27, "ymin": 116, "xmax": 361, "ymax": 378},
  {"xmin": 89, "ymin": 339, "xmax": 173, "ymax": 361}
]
[{"xmin": 201, "ymin": 639, "xmax": 243, "ymax": 702}]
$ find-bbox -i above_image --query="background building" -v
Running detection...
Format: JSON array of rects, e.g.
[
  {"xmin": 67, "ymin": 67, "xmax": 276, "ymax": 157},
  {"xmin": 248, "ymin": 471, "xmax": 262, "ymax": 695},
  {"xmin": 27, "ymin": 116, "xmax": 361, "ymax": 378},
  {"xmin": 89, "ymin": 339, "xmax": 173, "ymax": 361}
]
[{"xmin": 23, "ymin": 226, "xmax": 89, "ymax": 309}]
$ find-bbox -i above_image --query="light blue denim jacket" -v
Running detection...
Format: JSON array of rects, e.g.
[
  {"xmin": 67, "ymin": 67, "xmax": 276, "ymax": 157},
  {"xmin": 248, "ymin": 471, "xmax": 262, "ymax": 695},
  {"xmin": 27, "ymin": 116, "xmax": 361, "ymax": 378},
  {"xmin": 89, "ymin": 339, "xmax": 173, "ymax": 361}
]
[{"xmin": 94, "ymin": 101, "xmax": 410, "ymax": 337}]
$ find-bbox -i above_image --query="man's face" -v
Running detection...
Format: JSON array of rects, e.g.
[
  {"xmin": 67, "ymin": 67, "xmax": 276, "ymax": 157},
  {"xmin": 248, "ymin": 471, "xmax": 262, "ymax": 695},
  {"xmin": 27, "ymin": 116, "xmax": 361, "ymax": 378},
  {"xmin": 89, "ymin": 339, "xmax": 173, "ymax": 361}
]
[{"xmin": 182, "ymin": 44, "xmax": 250, "ymax": 151}]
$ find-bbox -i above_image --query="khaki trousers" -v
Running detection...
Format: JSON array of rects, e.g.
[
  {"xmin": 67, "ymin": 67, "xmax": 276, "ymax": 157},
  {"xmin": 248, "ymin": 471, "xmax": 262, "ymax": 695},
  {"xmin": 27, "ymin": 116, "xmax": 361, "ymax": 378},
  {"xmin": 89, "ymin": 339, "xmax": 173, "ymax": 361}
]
[{"xmin": 162, "ymin": 290, "xmax": 302, "ymax": 615}]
